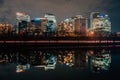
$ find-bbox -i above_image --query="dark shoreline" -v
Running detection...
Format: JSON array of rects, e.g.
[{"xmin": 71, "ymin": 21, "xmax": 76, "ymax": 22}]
[
  {"xmin": 0, "ymin": 36, "xmax": 120, "ymax": 50},
  {"xmin": 0, "ymin": 42, "xmax": 120, "ymax": 51}
]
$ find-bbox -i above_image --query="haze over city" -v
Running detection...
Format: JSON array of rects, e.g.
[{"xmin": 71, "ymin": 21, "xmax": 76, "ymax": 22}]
[{"xmin": 0, "ymin": 0, "xmax": 120, "ymax": 32}]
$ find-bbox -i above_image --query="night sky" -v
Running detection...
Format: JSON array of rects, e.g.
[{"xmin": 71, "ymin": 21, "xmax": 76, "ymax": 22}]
[{"xmin": 0, "ymin": 0, "xmax": 120, "ymax": 32}]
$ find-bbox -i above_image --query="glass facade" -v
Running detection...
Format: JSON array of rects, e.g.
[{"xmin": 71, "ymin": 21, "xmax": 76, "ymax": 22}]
[{"xmin": 91, "ymin": 12, "xmax": 111, "ymax": 32}]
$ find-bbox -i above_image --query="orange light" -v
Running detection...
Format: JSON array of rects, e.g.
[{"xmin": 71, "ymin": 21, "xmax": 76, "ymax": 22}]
[
  {"xmin": 16, "ymin": 69, "xmax": 25, "ymax": 73},
  {"xmin": 90, "ymin": 31, "xmax": 94, "ymax": 35}
]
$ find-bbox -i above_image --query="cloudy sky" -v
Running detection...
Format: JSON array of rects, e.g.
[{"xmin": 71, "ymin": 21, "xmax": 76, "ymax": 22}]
[{"xmin": 0, "ymin": 0, "xmax": 120, "ymax": 32}]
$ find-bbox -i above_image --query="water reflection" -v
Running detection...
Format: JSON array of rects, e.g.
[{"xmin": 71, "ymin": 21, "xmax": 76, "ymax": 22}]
[
  {"xmin": 0, "ymin": 49, "xmax": 111, "ymax": 73},
  {"xmin": 91, "ymin": 52, "xmax": 111, "ymax": 73}
]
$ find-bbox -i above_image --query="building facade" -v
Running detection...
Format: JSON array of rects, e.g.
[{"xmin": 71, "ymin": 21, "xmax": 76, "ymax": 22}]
[
  {"xmin": 27, "ymin": 18, "xmax": 48, "ymax": 36},
  {"xmin": 16, "ymin": 12, "xmax": 30, "ymax": 35},
  {"xmin": 90, "ymin": 12, "xmax": 111, "ymax": 37},
  {"xmin": 74, "ymin": 15, "xmax": 88, "ymax": 36},
  {"xmin": 57, "ymin": 15, "xmax": 88, "ymax": 37},
  {"xmin": 44, "ymin": 13, "xmax": 57, "ymax": 33}
]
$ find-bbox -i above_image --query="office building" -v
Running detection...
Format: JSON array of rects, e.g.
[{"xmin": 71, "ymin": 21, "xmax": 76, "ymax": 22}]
[
  {"xmin": 27, "ymin": 18, "xmax": 48, "ymax": 36},
  {"xmin": 0, "ymin": 23, "xmax": 13, "ymax": 34},
  {"xmin": 90, "ymin": 12, "xmax": 111, "ymax": 37},
  {"xmin": 44, "ymin": 13, "xmax": 57, "ymax": 33},
  {"xmin": 16, "ymin": 12, "xmax": 30, "ymax": 34},
  {"xmin": 74, "ymin": 15, "xmax": 88, "ymax": 36}
]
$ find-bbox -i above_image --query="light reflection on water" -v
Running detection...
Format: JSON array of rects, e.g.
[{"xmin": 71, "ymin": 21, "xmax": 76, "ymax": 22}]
[
  {"xmin": 0, "ymin": 47, "xmax": 119, "ymax": 80},
  {"xmin": 0, "ymin": 48, "xmax": 111, "ymax": 73}
]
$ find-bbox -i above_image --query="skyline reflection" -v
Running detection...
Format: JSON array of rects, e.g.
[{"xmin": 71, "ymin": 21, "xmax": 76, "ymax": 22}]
[{"xmin": 0, "ymin": 48, "xmax": 111, "ymax": 73}]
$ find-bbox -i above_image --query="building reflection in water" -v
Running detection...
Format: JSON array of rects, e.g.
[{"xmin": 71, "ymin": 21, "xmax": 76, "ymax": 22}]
[
  {"xmin": 90, "ymin": 50, "xmax": 111, "ymax": 73},
  {"xmin": 57, "ymin": 51, "xmax": 74, "ymax": 67},
  {"xmin": 0, "ymin": 49, "xmax": 111, "ymax": 73}
]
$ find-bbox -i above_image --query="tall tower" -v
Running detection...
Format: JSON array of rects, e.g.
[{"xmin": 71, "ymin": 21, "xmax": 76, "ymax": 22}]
[
  {"xmin": 44, "ymin": 13, "xmax": 57, "ymax": 33},
  {"xmin": 16, "ymin": 12, "xmax": 30, "ymax": 34},
  {"xmin": 90, "ymin": 12, "xmax": 111, "ymax": 32},
  {"xmin": 74, "ymin": 15, "xmax": 88, "ymax": 36},
  {"xmin": 29, "ymin": 18, "xmax": 48, "ymax": 36}
]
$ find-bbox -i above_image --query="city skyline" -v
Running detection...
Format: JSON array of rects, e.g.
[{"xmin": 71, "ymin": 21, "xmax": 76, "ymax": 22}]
[
  {"xmin": 0, "ymin": 1, "xmax": 120, "ymax": 80},
  {"xmin": 0, "ymin": 12, "xmax": 112, "ymax": 37},
  {"xmin": 0, "ymin": 0, "xmax": 120, "ymax": 32}
]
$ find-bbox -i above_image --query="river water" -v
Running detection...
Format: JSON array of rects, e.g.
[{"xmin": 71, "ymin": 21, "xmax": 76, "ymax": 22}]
[{"xmin": 0, "ymin": 46, "xmax": 120, "ymax": 80}]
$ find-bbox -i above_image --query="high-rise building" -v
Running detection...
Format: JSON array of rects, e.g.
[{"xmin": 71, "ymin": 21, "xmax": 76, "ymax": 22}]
[
  {"xmin": 27, "ymin": 18, "xmax": 48, "ymax": 36},
  {"xmin": 90, "ymin": 12, "xmax": 111, "ymax": 32},
  {"xmin": 57, "ymin": 15, "xmax": 88, "ymax": 37},
  {"xmin": 0, "ymin": 23, "xmax": 13, "ymax": 34},
  {"xmin": 18, "ymin": 21, "xmax": 28, "ymax": 35},
  {"xmin": 16, "ymin": 12, "xmax": 30, "ymax": 22},
  {"xmin": 40, "ymin": 18, "xmax": 48, "ymax": 33},
  {"xmin": 74, "ymin": 15, "xmax": 88, "ymax": 36},
  {"xmin": 16, "ymin": 12, "xmax": 30, "ymax": 34},
  {"xmin": 57, "ymin": 18, "xmax": 75, "ymax": 37},
  {"xmin": 64, "ymin": 18, "xmax": 75, "ymax": 33},
  {"xmin": 44, "ymin": 13, "xmax": 57, "ymax": 33}
]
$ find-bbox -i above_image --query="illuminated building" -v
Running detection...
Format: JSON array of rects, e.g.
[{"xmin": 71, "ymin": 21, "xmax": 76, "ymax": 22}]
[
  {"xmin": 64, "ymin": 18, "xmax": 75, "ymax": 33},
  {"xmin": 16, "ymin": 12, "xmax": 30, "ymax": 22},
  {"xmin": 27, "ymin": 20, "xmax": 41, "ymax": 36},
  {"xmin": 18, "ymin": 21, "xmax": 28, "ymax": 35},
  {"xmin": 27, "ymin": 13, "xmax": 56, "ymax": 36},
  {"xmin": 44, "ymin": 13, "xmax": 57, "ymax": 34},
  {"xmin": 30, "ymin": 18, "xmax": 41, "ymax": 35},
  {"xmin": 40, "ymin": 18, "xmax": 48, "ymax": 34},
  {"xmin": 56, "ymin": 21, "xmax": 67, "ymax": 36},
  {"xmin": 16, "ymin": 12, "xmax": 30, "ymax": 34},
  {"xmin": 90, "ymin": 12, "xmax": 111, "ymax": 37},
  {"xmin": 57, "ymin": 18, "xmax": 75, "ymax": 37},
  {"xmin": 74, "ymin": 15, "xmax": 88, "ymax": 36},
  {"xmin": 57, "ymin": 15, "xmax": 88, "ymax": 37},
  {"xmin": 0, "ymin": 23, "xmax": 13, "ymax": 34},
  {"xmin": 27, "ymin": 18, "xmax": 47, "ymax": 36}
]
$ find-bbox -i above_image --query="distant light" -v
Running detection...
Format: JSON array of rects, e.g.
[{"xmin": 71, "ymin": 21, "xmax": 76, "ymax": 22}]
[
  {"xmin": 16, "ymin": 12, "xmax": 25, "ymax": 16},
  {"xmin": 16, "ymin": 69, "xmax": 25, "ymax": 73},
  {"xmin": 90, "ymin": 31, "xmax": 94, "ymax": 35}
]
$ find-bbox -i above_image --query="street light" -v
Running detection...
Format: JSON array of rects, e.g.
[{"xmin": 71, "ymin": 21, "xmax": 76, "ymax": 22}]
[{"xmin": 89, "ymin": 31, "xmax": 94, "ymax": 37}]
